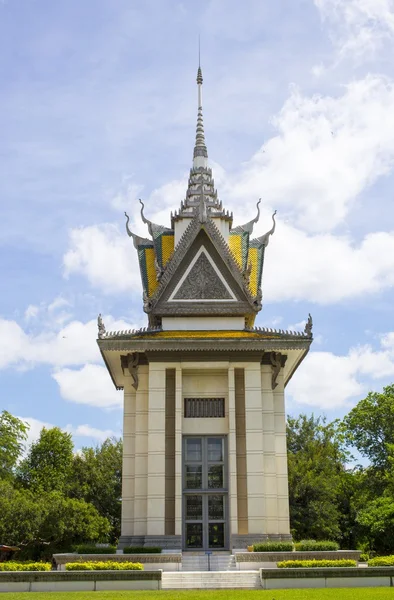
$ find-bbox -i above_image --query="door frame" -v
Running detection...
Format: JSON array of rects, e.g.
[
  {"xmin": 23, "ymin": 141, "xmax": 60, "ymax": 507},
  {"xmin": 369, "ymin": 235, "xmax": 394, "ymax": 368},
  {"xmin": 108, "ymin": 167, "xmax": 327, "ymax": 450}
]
[{"xmin": 182, "ymin": 435, "xmax": 229, "ymax": 551}]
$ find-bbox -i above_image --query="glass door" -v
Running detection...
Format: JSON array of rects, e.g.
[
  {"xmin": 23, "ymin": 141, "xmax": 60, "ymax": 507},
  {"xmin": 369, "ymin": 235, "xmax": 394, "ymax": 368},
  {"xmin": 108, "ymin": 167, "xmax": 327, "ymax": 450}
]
[{"xmin": 183, "ymin": 436, "xmax": 228, "ymax": 550}]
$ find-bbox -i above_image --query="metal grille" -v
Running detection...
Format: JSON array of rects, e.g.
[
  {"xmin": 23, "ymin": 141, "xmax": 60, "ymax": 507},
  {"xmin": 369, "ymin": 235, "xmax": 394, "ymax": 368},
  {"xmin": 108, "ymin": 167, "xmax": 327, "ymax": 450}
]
[{"xmin": 184, "ymin": 398, "xmax": 225, "ymax": 418}]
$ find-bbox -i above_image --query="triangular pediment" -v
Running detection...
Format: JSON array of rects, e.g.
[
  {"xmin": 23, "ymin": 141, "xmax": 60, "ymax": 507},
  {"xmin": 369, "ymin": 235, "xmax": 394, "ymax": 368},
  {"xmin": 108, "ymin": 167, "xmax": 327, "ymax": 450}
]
[
  {"xmin": 169, "ymin": 246, "xmax": 236, "ymax": 302},
  {"xmin": 147, "ymin": 218, "xmax": 259, "ymax": 321}
]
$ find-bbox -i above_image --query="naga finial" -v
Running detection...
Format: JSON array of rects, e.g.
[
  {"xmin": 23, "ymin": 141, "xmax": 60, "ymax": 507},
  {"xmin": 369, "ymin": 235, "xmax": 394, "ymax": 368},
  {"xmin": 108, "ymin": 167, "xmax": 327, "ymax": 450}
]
[
  {"xmin": 253, "ymin": 198, "xmax": 261, "ymax": 225},
  {"xmin": 139, "ymin": 199, "xmax": 148, "ymax": 225},
  {"xmin": 258, "ymin": 210, "xmax": 277, "ymax": 247},
  {"xmin": 124, "ymin": 211, "xmax": 133, "ymax": 238},
  {"xmin": 231, "ymin": 198, "xmax": 261, "ymax": 235},
  {"xmin": 304, "ymin": 313, "xmax": 313, "ymax": 338},
  {"xmin": 124, "ymin": 211, "xmax": 152, "ymax": 249},
  {"xmin": 97, "ymin": 313, "xmax": 106, "ymax": 339}
]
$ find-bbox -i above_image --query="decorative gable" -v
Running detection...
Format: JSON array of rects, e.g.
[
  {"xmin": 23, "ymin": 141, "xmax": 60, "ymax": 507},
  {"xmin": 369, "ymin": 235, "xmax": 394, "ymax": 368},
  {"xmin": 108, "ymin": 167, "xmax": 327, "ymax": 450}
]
[{"xmin": 170, "ymin": 247, "xmax": 236, "ymax": 302}]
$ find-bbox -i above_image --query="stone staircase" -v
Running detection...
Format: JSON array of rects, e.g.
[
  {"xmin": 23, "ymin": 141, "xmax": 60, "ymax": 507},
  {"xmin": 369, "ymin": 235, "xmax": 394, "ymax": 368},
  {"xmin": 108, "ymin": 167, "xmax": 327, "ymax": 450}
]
[
  {"xmin": 181, "ymin": 552, "xmax": 237, "ymax": 572},
  {"xmin": 162, "ymin": 570, "xmax": 261, "ymax": 589}
]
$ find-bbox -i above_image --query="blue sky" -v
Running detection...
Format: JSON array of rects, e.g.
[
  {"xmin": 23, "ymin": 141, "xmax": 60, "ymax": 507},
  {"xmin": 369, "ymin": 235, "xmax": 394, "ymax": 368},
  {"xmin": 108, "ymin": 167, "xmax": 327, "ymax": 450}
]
[{"xmin": 2, "ymin": 0, "xmax": 394, "ymax": 449}]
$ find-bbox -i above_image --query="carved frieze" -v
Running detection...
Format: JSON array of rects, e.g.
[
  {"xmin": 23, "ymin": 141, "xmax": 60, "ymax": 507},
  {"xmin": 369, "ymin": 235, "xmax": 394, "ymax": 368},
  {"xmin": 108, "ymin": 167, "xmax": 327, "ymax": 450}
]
[{"xmin": 173, "ymin": 252, "xmax": 233, "ymax": 300}]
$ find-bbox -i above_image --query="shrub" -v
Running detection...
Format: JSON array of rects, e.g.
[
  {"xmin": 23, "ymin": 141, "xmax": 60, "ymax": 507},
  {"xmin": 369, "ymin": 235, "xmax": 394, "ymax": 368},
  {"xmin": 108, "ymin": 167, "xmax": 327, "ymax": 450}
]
[
  {"xmin": 294, "ymin": 540, "xmax": 339, "ymax": 551},
  {"xmin": 66, "ymin": 561, "xmax": 143, "ymax": 571},
  {"xmin": 73, "ymin": 545, "xmax": 116, "ymax": 554},
  {"xmin": 0, "ymin": 562, "xmax": 51, "ymax": 571},
  {"xmin": 278, "ymin": 559, "xmax": 356, "ymax": 568},
  {"xmin": 252, "ymin": 542, "xmax": 294, "ymax": 552},
  {"xmin": 359, "ymin": 553, "xmax": 369, "ymax": 562},
  {"xmin": 123, "ymin": 546, "xmax": 162, "ymax": 554},
  {"xmin": 368, "ymin": 555, "xmax": 394, "ymax": 567}
]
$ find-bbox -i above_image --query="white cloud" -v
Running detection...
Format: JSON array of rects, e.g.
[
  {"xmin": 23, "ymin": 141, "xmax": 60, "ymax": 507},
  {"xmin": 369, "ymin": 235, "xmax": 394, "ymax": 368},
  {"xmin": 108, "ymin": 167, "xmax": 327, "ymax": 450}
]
[
  {"xmin": 111, "ymin": 180, "xmax": 144, "ymax": 211},
  {"xmin": 288, "ymin": 331, "xmax": 394, "ymax": 409},
  {"xmin": 18, "ymin": 416, "xmax": 119, "ymax": 450},
  {"xmin": 314, "ymin": 0, "xmax": 394, "ymax": 59},
  {"xmin": 53, "ymin": 364, "xmax": 122, "ymax": 409},
  {"xmin": 264, "ymin": 224, "xmax": 394, "ymax": 303},
  {"xmin": 227, "ymin": 75, "xmax": 394, "ymax": 232},
  {"xmin": 63, "ymin": 224, "xmax": 139, "ymax": 294},
  {"xmin": 0, "ymin": 315, "xmax": 135, "ymax": 370},
  {"xmin": 71, "ymin": 424, "xmax": 118, "ymax": 441},
  {"xmin": 24, "ymin": 305, "xmax": 39, "ymax": 321}
]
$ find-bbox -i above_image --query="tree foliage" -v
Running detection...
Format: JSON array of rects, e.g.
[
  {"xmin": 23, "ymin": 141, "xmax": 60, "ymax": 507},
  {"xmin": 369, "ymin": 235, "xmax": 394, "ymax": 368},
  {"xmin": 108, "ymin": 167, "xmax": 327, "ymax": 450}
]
[
  {"xmin": 343, "ymin": 384, "xmax": 394, "ymax": 469},
  {"xmin": 0, "ymin": 411, "xmax": 29, "ymax": 480},
  {"xmin": 17, "ymin": 427, "xmax": 74, "ymax": 492},
  {"xmin": 287, "ymin": 414, "xmax": 349, "ymax": 541}
]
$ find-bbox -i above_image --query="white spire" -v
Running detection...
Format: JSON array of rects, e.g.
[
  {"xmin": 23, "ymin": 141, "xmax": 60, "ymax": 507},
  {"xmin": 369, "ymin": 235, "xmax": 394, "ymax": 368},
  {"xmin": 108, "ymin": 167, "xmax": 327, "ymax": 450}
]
[{"xmin": 193, "ymin": 65, "xmax": 208, "ymax": 168}]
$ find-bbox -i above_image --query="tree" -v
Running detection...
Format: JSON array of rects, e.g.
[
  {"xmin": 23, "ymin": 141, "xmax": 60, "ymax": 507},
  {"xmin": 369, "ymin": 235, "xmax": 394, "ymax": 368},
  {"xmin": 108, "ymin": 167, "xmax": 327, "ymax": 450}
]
[
  {"xmin": 342, "ymin": 384, "xmax": 394, "ymax": 470},
  {"xmin": 0, "ymin": 411, "xmax": 29, "ymax": 480},
  {"xmin": 287, "ymin": 414, "xmax": 350, "ymax": 542},
  {"xmin": 0, "ymin": 479, "xmax": 110, "ymax": 558},
  {"xmin": 356, "ymin": 496, "xmax": 394, "ymax": 554},
  {"xmin": 17, "ymin": 427, "xmax": 74, "ymax": 492},
  {"xmin": 68, "ymin": 438, "xmax": 122, "ymax": 542}
]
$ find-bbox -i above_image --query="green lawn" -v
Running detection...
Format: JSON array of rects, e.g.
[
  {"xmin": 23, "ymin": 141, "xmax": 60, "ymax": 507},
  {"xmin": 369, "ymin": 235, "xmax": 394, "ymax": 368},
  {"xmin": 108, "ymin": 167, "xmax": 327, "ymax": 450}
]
[{"xmin": 3, "ymin": 591, "xmax": 394, "ymax": 600}]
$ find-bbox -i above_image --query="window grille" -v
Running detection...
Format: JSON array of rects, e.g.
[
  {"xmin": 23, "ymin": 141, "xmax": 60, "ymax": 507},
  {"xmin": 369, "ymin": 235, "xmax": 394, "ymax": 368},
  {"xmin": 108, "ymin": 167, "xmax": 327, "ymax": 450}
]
[{"xmin": 184, "ymin": 398, "xmax": 225, "ymax": 418}]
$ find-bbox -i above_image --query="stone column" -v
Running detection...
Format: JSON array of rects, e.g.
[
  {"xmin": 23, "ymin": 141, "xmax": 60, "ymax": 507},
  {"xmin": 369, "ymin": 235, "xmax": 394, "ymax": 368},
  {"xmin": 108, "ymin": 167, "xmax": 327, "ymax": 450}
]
[
  {"xmin": 174, "ymin": 366, "xmax": 183, "ymax": 537},
  {"xmin": 273, "ymin": 370, "xmax": 291, "ymax": 536},
  {"xmin": 244, "ymin": 362, "xmax": 265, "ymax": 535},
  {"xmin": 261, "ymin": 363, "xmax": 278, "ymax": 534},
  {"xmin": 121, "ymin": 380, "xmax": 136, "ymax": 537},
  {"xmin": 228, "ymin": 366, "xmax": 238, "ymax": 539},
  {"xmin": 133, "ymin": 365, "xmax": 149, "ymax": 536},
  {"xmin": 147, "ymin": 363, "xmax": 166, "ymax": 536}
]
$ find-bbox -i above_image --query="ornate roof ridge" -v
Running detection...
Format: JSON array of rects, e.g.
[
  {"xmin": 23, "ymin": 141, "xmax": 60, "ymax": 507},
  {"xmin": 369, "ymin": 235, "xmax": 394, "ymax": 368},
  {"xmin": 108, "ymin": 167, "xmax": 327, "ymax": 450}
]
[
  {"xmin": 245, "ymin": 324, "xmax": 312, "ymax": 339},
  {"xmin": 101, "ymin": 325, "xmax": 163, "ymax": 340}
]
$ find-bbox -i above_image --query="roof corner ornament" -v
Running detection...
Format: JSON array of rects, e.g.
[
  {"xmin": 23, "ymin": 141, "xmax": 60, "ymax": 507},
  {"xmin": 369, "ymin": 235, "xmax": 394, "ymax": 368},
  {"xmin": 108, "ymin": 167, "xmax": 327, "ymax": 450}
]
[
  {"xmin": 139, "ymin": 199, "xmax": 153, "ymax": 236},
  {"xmin": 143, "ymin": 290, "xmax": 152, "ymax": 313},
  {"xmin": 270, "ymin": 351, "xmax": 282, "ymax": 390},
  {"xmin": 240, "ymin": 198, "xmax": 261, "ymax": 234},
  {"xmin": 304, "ymin": 313, "xmax": 313, "ymax": 338},
  {"xmin": 254, "ymin": 286, "xmax": 263, "ymax": 310},
  {"xmin": 124, "ymin": 211, "xmax": 133, "ymax": 238},
  {"xmin": 259, "ymin": 210, "xmax": 277, "ymax": 247},
  {"xmin": 97, "ymin": 313, "xmax": 106, "ymax": 339},
  {"xmin": 124, "ymin": 212, "xmax": 151, "ymax": 249}
]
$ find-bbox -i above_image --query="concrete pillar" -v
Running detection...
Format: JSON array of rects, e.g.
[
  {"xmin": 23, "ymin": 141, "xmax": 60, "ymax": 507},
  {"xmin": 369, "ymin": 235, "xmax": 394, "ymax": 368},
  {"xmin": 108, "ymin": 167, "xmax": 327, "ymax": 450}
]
[
  {"xmin": 273, "ymin": 370, "xmax": 291, "ymax": 535},
  {"xmin": 121, "ymin": 381, "xmax": 136, "ymax": 536},
  {"xmin": 133, "ymin": 365, "xmax": 149, "ymax": 535},
  {"xmin": 228, "ymin": 366, "xmax": 238, "ymax": 537},
  {"xmin": 174, "ymin": 366, "xmax": 183, "ymax": 537},
  {"xmin": 261, "ymin": 364, "xmax": 278, "ymax": 534},
  {"xmin": 244, "ymin": 363, "xmax": 265, "ymax": 534},
  {"xmin": 147, "ymin": 364, "xmax": 166, "ymax": 535}
]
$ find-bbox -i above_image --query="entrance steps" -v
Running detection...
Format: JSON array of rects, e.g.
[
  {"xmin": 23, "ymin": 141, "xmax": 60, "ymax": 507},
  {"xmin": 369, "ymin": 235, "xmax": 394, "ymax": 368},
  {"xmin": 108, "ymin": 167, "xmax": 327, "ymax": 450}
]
[
  {"xmin": 182, "ymin": 553, "xmax": 236, "ymax": 572},
  {"xmin": 162, "ymin": 570, "xmax": 261, "ymax": 589}
]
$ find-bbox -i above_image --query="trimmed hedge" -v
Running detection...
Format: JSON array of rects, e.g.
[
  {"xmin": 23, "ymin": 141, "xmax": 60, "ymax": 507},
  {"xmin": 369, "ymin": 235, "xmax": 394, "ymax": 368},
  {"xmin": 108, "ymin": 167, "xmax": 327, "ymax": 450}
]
[
  {"xmin": 123, "ymin": 546, "xmax": 162, "ymax": 554},
  {"xmin": 73, "ymin": 545, "xmax": 116, "ymax": 554},
  {"xmin": 252, "ymin": 542, "xmax": 294, "ymax": 552},
  {"xmin": 0, "ymin": 562, "xmax": 51, "ymax": 571},
  {"xmin": 368, "ymin": 555, "xmax": 394, "ymax": 567},
  {"xmin": 294, "ymin": 540, "xmax": 339, "ymax": 552},
  {"xmin": 278, "ymin": 559, "xmax": 356, "ymax": 569},
  {"xmin": 66, "ymin": 561, "xmax": 143, "ymax": 571}
]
